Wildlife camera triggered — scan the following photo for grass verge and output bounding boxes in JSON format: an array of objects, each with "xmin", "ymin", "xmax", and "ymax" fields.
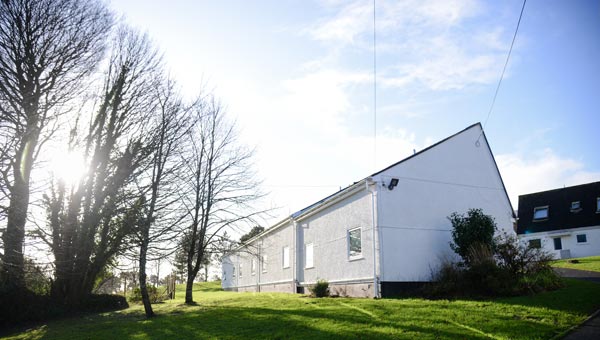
[
  {"xmin": 552, "ymin": 255, "xmax": 600, "ymax": 272},
  {"xmin": 1, "ymin": 279, "xmax": 599, "ymax": 340}
]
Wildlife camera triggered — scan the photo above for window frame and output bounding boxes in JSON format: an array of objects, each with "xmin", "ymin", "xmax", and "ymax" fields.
[
  {"xmin": 305, "ymin": 243, "xmax": 314, "ymax": 269},
  {"xmin": 262, "ymin": 255, "xmax": 268, "ymax": 273},
  {"xmin": 533, "ymin": 206, "xmax": 549, "ymax": 221},
  {"xmin": 282, "ymin": 246, "xmax": 290, "ymax": 269},
  {"xmin": 238, "ymin": 263, "xmax": 243, "ymax": 278},
  {"xmin": 251, "ymin": 258, "xmax": 256, "ymax": 276},
  {"xmin": 576, "ymin": 234, "xmax": 588, "ymax": 244},
  {"xmin": 570, "ymin": 201, "xmax": 582, "ymax": 212},
  {"xmin": 347, "ymin": 227, "xmax": 363, "ymax": 259},
  {"xmin": 553, "ymin": 237, "xmax": 562, "ymax": 250},
  {"xmin": 528, "ymin": 239, "xmax": 542, "ymax": 249},
  {"xmin": 597, "ymin": 197, "xmax": 600, "ymax": 213}
]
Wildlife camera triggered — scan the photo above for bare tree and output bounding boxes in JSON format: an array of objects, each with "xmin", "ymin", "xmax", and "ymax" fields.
[
  {"xmin": 181, "ymin": 98, "xmax": 263, "ymax": 304},
  {"xmin": 134, "ymin": 78, "xmax": 190, "ymax": 318},
  {"xmin": 42, "ymin": 28, "xmax": 162, "ymax": 305},
  {"xmin": 0, "ymin": 0, "xmax": 113, "ymax": 289}
]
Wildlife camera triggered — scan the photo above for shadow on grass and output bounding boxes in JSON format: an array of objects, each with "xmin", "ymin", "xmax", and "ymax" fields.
[{"xmin": 3, "ymin": 279, "xmax": 600, "ymax": 340}]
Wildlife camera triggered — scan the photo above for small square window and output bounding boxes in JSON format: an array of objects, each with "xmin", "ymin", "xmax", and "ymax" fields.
[
  {"xmin": 528, "ymin": 239, "xmax": 541, "ymax": 249},
  {"xmin": 576, "ymin": 234, "xmax": 587, "ymax": 243},
  {"xmin": 533, "ymin": 206, "xmax": 549, "ymax": 220},
  {"xmin": 571, "ymin": 201, "xmax": 581, "ymax": 212},
  {"xmin": 597, "ymin": 198, "xmax": 600, "ymax": 213}
]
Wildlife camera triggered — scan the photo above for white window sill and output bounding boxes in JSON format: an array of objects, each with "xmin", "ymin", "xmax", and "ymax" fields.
[
  {"xmin": 348, "ymin": 255, "xmax": 364, "ymax": 262},
  {"xmin": 305, "ymin": 266, "xmax": 315, "ymax": 270}
]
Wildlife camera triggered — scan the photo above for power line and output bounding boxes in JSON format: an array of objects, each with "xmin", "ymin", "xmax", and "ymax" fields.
[
  {"xmin": 477, "ymin": 0, "xmax": 527, "ymax": 145},
  {"xmin": 373, "ymin": 0, "xmax": 377, "ymax": 171}
]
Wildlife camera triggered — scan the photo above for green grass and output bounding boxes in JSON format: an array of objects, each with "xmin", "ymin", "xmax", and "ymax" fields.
[
  {"xmin": 2, "ymin": 279, "xmax": 600, "ymax": 340},
  {"xmin": 552, "ymin": 256, "xmax": 600, "ymax": 272}
]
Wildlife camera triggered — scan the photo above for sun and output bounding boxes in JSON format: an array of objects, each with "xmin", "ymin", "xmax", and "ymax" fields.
[{"xmin": 50, "ymin": 150, "xmax": 87, "ymax": 186}]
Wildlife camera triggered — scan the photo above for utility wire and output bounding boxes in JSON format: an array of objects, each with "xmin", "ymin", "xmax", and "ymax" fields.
[
  {"xmin": 477, "ymin": 0, "xmax": 527, "ymax": 145},
  {"xmin": 373, "ymin": 0, "xmax": 377, "ymax": 170}
]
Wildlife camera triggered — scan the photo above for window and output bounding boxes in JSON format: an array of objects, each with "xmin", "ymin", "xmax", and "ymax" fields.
[
  {"xmin": 597, "ymin": 197, "xmax": 600, "ymax": 213},
  {"xmin": 571, "ymin": 201, "xmax": 581, "ymax": 212},
  {"xmin": 577, "ymin": 234, "xmax": 587, "ymax": 243},
  {"xmin": 553, "ymin": 237, "xmax": 562, "ymax": 250},
  {"xmin": 282, "ymin": 246, "xmax": 290, "ymax": 268},
  {"xmin": 348, "ymin": 227, "xmax": 362, "ymax": 258},
  {"xmin": 528, "ymin": 239, "xmax": 541, "ymax": 249},
  {"xmin": 262, "ymin": 255, "xmax": 268, "ymax": 273},
  {"xmin": 238, "ymin": 263, "xmax": 243, "ymax": 278},
  {"xmin": 533, "ymin": 206, "xmax": 549, "ymax": 220},
  {"xmin": 232, "ymin": 266, "xmax": 235, "ymax": 278},
  {"xmin": 251, "ymin": 259, "xmax": 256, "ymax": 276},
  {"xmin": 305, "ymin": 243, "xmax": 314, "ymax": 268}
]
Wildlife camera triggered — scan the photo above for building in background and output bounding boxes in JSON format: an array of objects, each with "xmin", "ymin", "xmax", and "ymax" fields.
[
  {"xmin": 222, "ymin": 123, "xmax": 515, "ymax": 297},
  {"xmin": 517, "ymin": 182, "xmax": 600, "ymax": 259}
]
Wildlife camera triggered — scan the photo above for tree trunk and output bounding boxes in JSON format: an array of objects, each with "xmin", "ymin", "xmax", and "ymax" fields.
[
  {"xmin": 139, "ymin": 236, "xmax": 154, "ymax": 318},
  {"xmin": 2, "ymin": 129, "xmax": 38, "ymax": 289},
  {"xmin": 185, "ymin": 272, "xmax": 196, "ymax": 304}
]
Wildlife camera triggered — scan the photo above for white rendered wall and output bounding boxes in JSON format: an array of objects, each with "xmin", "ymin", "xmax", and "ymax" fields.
[
  {"xmin": 375, "ymin": 124, "xmax": 515, "ymax": 282},
  {"xmin": 296, "ymin": 189, "xmax": 374, "ymax": 286},
  {"xmin": 221, "ymin": 221, "xmax": 295, "ymax": 290},
  {"xmin": 519, "ymin": 225, "xmax": 600, "ymax": 259}
]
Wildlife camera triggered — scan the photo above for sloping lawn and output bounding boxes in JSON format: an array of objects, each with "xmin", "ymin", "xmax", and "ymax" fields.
[
  {"xmin": 553, "ymin": 256, "xmax": 600, "ymax": 272},
  {"xmin": 2, "ymin": 279, "xmax": 600, "ymax": 340}
]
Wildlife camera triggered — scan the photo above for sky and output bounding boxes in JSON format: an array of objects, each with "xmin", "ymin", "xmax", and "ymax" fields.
[{"xmin": 110, "ymin": 0, "xmax": 600, "ymax": 232}]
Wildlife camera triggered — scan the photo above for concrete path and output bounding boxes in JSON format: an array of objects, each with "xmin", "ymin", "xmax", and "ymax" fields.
[{"xmin": 556, "ymin": 268, "xmax": 600, "ymax": 339}]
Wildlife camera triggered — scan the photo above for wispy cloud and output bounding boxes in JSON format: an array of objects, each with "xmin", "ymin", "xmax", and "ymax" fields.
[{"xmin": 306, "ymin": 0, "xmax": 515, "ymax": 91}]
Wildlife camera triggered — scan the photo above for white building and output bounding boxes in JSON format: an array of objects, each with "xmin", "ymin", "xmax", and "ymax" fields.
[
  {"xmin": 517, "ymin": 182, "xmax": 600, "ymax": 259},
  {"xmin": 222, "ymin": 123, "xmax": 515, "ymax": 297}
]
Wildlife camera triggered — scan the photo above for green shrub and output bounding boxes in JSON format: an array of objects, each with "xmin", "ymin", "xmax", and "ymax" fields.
[
  {"xmin": 428, "ymin": 230, "xmax": 563, "ymax": 298},
  {"xmin": 449, "ymin": 209, "xmax": 497, "ymax": 264},
  {"xmin": 81, "ymin": 294, "xmax": 128, "ymax": 312},
  {"xmin": 129, "ymin": 286, "xmax": 166, "ymax": 303},
  {"xmin": 309, "ymin": 279, "xmax": 329, "ymax": 298}
]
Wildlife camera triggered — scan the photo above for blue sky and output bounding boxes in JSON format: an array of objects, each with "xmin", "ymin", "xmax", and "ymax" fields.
[{"xmin": 110, "ymin": 0, "xmax": 599, "ymax": 225}]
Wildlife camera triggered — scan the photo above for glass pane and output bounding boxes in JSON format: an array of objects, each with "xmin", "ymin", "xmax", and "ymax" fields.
[
  {"xmin": 577, "ymin": 234, "xmax": 587, "ymax": 243},
  {"xmin": 528, "ymin": 239, "xmax": 541, "ymax": 249},
  {"xmin": 262, "ymin": 255, "xmax": 267, "ymax": 273},
  {"xmin": 349, "ymin": 228, "xmax": 362, "ymax": 257},
  {"xmin": 553, "ymin": 237, "xmax": 562, "ymax": 250},
  {"xmin": 283, "ymin": 247, "xmax": 290, "ymax": 268},
  {"xmin": 305, "ymin": 243, "xmax": 313, "ymax": 268},
  {"xmin": 533, "ymin": 207, "xmax": 548, "ymax": 219}
]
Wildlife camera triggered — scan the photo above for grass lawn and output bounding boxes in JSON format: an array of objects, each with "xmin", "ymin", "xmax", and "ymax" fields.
[
  {"xmin": 552, "ymin": 255, "xmax": 600, "ymax": 272},
  {"xmin": 2, "ymin": 279, "xmax": 600, "ymax": 340}
]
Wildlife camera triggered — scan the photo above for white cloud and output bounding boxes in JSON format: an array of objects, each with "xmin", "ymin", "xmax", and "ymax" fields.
[
  {"xmin": 496, "ymin": 149, "xmax": 600, "ymax": 208},
  {"xmin": 307, "ymin": 0, "xmax": 514, "ymax": 91}
]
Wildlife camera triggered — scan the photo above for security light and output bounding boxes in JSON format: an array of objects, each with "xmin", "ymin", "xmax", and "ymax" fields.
[{"xmin": 388, "ymin": 178, "xmax": 399, "ymax": 190}]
